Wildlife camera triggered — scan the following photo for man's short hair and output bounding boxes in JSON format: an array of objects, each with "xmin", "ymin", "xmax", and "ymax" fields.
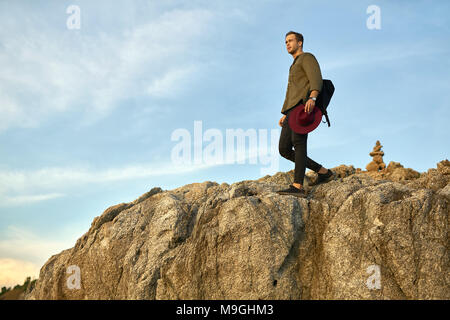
[{"xmin": 285, "ymin": 31, "xmax": 303, "ymax": 45}]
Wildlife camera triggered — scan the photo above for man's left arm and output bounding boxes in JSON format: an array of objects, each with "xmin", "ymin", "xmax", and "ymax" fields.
[{"xmin": 303, "ymin": 54, "xmax": 323, "ymax": 113}]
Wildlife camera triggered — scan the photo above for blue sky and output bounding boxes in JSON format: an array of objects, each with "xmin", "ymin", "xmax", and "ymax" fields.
[{"xmin": 0, "ymin": 0, "xmax": 449, "ymax": 287}]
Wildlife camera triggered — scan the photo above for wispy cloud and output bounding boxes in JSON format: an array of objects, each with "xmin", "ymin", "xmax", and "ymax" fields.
[
  {"xmin": 0, "ymin": 161, "xmax": 215, "ymax": 206},
  {"xmin": 147, "ymin": 65, "xmax": 197, "ymax": 98},
  {"xmin": 0, "ymin": 8, "xmax": 214, "ymax": 132},
  {"xmin": 0, "ymin": 225, "xmax": 87, "ymax": 288},
  {"xmin": 0, "ymin": 226, "xmax": 76, "ymax": 270},
  {"xmin": 0, "ymin": 135, "xmax": 283, "ymax": 206},
  {"xmin": 0, "ymin": 258, "xmax": 39, "ymax": 289},
  {"xmin": 1, "ymin": 193, "xmax": 65, "ymax": 207}
]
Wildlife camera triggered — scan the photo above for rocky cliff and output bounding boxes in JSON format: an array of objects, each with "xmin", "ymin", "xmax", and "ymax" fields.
[{"xmin": 27, "ymin": 160, "xmax": 449, "ymax": 300}]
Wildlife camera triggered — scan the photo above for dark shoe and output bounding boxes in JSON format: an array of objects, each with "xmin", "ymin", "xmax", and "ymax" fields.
[
  {"xmin": 276, "ymin": 185, "xmax": 307, "ymax": 197},
  {"xmin": 316, "ymin": 169, "xmax": 334, "ymax": 185}
]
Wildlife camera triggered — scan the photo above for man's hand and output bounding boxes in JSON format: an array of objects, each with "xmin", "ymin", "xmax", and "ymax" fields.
[
  {"xmin": 305, "ymin": 90, "xmax": 319, "ymax": 114},
  {"xmin": 305, "ymin": 98, "xmax": 315, "ymax": 114},
  {"xmin": 279, "ymin": 115, "xmax": 286, "ymax": 127}
]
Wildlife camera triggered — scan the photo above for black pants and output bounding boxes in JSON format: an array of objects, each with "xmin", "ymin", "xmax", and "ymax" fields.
[{"xmin": 279, "ymin": 108, "xmax": 322, "ymax": 184}]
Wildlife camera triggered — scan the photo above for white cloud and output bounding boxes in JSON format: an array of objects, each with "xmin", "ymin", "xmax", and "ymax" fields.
[
  {"xmin": 0, "ymin": 226, "xmax": 77, "ymax": 276},
  {"xmin": 0, "ymin": 7, "xmax": 214, "ymax": 131},
  {"xmin": 147, "ymin": 66, "xmax": 197, "ymax": 98},
  {"xmin": 0, "ymin": 132, "xmax": 277, "ymax": 206},
  {"xmin": 0, "ymin": 224, "xmax": 89, "ymax": 289},
  {"xmin": 0, "ymin": 258, "xmax": 39, "ymax": 289},
  {"xmin": 0, "ymin": 161, "xmax": 214, "ymax": 206},
  {"xmin": 0, "ymin": 193, "xmax": 65, "ymax": 207}
]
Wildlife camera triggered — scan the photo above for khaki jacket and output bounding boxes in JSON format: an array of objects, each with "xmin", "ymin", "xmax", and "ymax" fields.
[{"xmin": 281, "ymin": 52, "xmax": 323, "ymax": 115}]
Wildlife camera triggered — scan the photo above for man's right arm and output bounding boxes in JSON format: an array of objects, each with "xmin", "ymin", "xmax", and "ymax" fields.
[{"xmin": 302, "ymin": 53, "xmax": 323, "ymax": 94}]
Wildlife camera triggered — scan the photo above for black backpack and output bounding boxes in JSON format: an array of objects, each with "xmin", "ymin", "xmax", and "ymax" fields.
[{"xmin": 316, "ymin": 79, "xmax": 335, "ymax": 127}]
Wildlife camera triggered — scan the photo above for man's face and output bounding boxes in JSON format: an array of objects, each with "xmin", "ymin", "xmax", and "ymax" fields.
[{"xmin": 285, "ymin": 34, "xmax": 302, "ymax": 54}]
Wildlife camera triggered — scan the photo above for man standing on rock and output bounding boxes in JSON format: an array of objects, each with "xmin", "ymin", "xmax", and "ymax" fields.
[{"xmin": 277, "ymin": 31, "xmax": 334, "ymax": 197}]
